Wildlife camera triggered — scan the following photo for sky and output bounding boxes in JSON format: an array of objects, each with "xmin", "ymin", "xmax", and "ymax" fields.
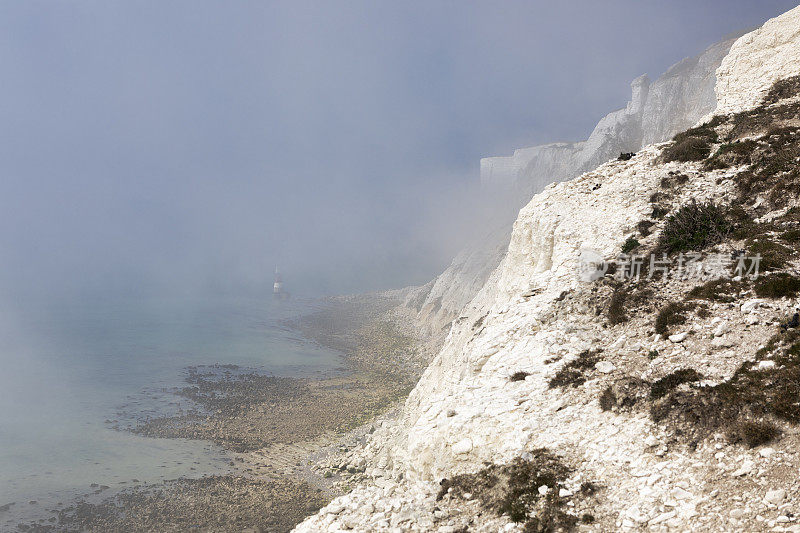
[{"xmin": 0, "ymin": 0, "xmax": 798, "ymax": 298}]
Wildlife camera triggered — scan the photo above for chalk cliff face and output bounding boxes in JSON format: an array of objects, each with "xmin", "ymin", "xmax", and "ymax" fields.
[
  {"xmin": 480, "ymin": 37, "xmax": 736, "ymax": 197},
  {"xmin": 296, "ymin": 5, "xmax": 800, "ymax": 532},
  {"xmin": 715, "ymin": 5, "xmax": 800, "ymax": 115},
  {"xmin": 407, "ymin": 36, "xmax": 738, "ymax": 335}
]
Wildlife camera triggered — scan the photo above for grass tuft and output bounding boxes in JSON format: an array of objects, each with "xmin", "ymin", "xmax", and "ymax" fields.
[
  {"xmin": 754, "ymin": 273, "xmax": 800, "ymax": 298},
  {"xmin": 728, "ymin": 419, "xmax": 781, "ymax": 448},
  {"xmin": 509, "ymin": 371, "xmax": 530, "ymax": 382},
  {"xmin": 654, "ymin": 302, "xmax": 688, "ymax": 336},
  {"xmin": 621, "ymin": 236, "xmax": 640, "ymax": 254},
  {"xmin": 650, "ymin": 369, "xmax": 703, "ymax": 399},
  {"xmin": 607, "ymin": 287, "xmax": 628, "ymax": 325},
  {"xmin": 662, "ymin": 124, "xmax": 718, "ymax": 163},
  {"xmin": 548, "ymin": 350, "xmax": 603, "ymax": 389}
]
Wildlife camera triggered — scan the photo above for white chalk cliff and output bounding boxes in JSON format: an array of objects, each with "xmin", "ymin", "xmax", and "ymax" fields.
[
  {"xmin": 296, "ymin": 5, "xmax": 800, "ymax": 532},
  {"xmin": 715, "ymin": 5, "xmax": 800, "ymax": 115},
  {"xmin": 406, "ymin": 35, "xmax": 739, "ymax": 335}
]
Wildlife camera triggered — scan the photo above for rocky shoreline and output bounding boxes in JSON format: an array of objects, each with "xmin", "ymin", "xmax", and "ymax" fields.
[{"xmin": 10, "ymin": 294, "xmax": 425, "ymax": 532}]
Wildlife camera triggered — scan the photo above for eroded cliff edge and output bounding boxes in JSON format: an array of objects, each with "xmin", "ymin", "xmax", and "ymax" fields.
[{"xmin": 404, "ymin": 34, "xmax": 740, "ymax": 338}]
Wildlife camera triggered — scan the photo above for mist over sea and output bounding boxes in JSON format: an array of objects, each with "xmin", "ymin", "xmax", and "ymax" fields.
[{"xmin": 0, "ymin": 294, "xmax": 342, "ymax": 509}]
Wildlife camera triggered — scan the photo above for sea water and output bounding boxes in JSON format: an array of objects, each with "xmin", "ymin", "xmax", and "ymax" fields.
[{"xmin": 0, "ymin": 294, "xmax": 342, "ymax": 517}]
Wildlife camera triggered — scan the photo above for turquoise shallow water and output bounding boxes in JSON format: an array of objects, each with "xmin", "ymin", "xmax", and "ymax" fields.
[{"xmin": 0, "ymin": 294, "xmax": 342, "ymax": 515}]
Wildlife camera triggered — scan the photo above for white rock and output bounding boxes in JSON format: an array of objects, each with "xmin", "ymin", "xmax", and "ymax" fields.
[
  {"xmin": 671, "ymin": 487, "xmax": 692, "ymax": 500},
  {"xmin": 759, "ymin": 447, "xmax": 775, "ymax": 458},
  {"xmin": 669, "ymin": 332, "xmax": 688, "ymax": 343},
  {"xmin": 666, "ymin": 517, "xmax": 683, "ymax": 528},
  {"xmin": 765, "ymin": 489, "xmax": 787, "ymax": 504},
  {"xmin": 326, "ymin": 503, "xmax": 345, "ymax": 515},
  {"xmin": 757, "ymin": 360, "xmax": 776, "ymax": 370},
  {"xmin": 745, "ymin": 314, "xmax": 760, "ymax": 325},
  {"xmin": 452, "ymin": 438, "xmax": 473, "ymax": 455},
  {"xmin": 644, "ymin": 435, "xmax": 659, "ymax": 448},
  {"xmin": 649, "ymin": 511, "xmax": 676, "ymax": 525},
  {"xmin": 741, "ymin": 299, "xmax": 765, "ymax": 314},
  {"xmin": 559, "ymin": 488, "xmax": 573, "ymax": 498},
  {"xmin": 538, "ymin": 485, "xmax": 549, "ymax": 496},
  {"xmin": 595, "ymin": 361, "xmax": 616, "ymax": 374},
  {"xmin": 732, "ymin": 459, "xmax": 755, "ymax": 476},
  {"xmin": 609, "ymin": 335, "xmax": 626, "ymax": 350},
  {"xmin": 712, "ymin": 335, "xmax": 734, "ymax": 348},
  {"xmin": 713, "ymin": 322, "xmax": 728, "ymax": 337},
  {"xmin": 729, "ymin": 508, "xmax": 745, "ymax": 519}
]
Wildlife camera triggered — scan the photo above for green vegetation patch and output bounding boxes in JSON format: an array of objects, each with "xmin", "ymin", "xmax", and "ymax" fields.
[
  {"xmin": 729, "ymin": 122, "xmax": 800, "ymax": 208},
  {"xmin": 621, "ymin": 236, "xmax": 640, "ymax": 254},
  {"xmin": 745, "ymin": 237, "xmax": 794, "ymax": 271},
  {"xmin": 657, "ymin": 200, "xmax": 730, "ymax": 254},
  {"xmin": 651, "ymin": 333, "xmax": 800, "ymax": 447}
]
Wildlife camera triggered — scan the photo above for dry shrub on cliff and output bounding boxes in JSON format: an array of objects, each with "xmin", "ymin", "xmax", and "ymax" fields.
[
  {"xmin": 746, "ymin": 237, "xmax": 794, "ymax": 271},
  {"xmin": 728, "ymin": 419, "xmax": 781, "ymax": 448},
  {"xmin": 606, "ymin": 285, "xmax": 629, "ymax": 325},
  {"xmin": 548, "ymin": 349, "xmax": 603, "ymax": 389},
  {"xmin": 637, "ymin": 220, "xmax": 655, "ymax": 237},
  {"xmin": 754, "ymin": 273, "xmax": 800, "ymax": 298},
  {"xmin": 662, "ymin": 123, "xmax": 719, "ymax": 163},
  {"xmin": 621, "ymin": 236, "xmax": 640, "ymax": 254},
  {"xmin": 651, "ymin": 336, "xmax": 800, "ymax": 447},
  {"xmin": 650, "ymin": 369, "xmax": 703, "ymax": 399},
  {"xmin": 509, "ymin": 371, "xmax": 530, "ymax": 382},
  {"xmin": 657, "ymin": 200, "xmax": 730, "ymax": 254},
  {"xmin": 599, "ymin": 377, "xmax": 649, "ymax": 412},
  {"xmin": 654, "ymin": 302, "xmax": 689, "ymax": 336},
  {"xmin": 686, "ymin": 278, "xmax": 742, "ymax": 303},
  {"xmin": 437, "ymin": 450, "xmax": 590, "ymax": 531},
  {"xmin": 703, "ymin": 139, "xmax": 759, "ymax": 170},
  {"xmin": 762, "ymin": 74, "xmax": 800, "ymax": 105}
]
